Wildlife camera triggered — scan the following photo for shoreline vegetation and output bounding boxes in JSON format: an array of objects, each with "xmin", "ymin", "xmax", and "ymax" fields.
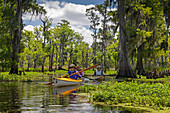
[
  {"xmin": 0, "ymin": 69, "xmax": 170, "ymax": 81},
  {"xmin": 0, "ymin": 70, "xmax": 67, "ymax": 82},
  {"xmin": 0, "ymin": 70, "xmax": 170, "ymax": 82}
]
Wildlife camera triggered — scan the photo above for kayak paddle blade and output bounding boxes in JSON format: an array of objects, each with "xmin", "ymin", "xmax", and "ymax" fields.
[{"xmin": 44, "ymin": 81, "xmax": 54, "ymax": 85}]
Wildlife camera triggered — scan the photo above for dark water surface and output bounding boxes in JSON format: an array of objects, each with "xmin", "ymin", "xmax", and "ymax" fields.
[{"xmin": 0, "ymin": 82, "xmax": 146, "ymax": 113}]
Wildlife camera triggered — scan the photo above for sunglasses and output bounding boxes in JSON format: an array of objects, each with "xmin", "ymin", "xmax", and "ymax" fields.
[{"xmin": 70, "ymin": 67, "xmax": 75, "ymax": 68}]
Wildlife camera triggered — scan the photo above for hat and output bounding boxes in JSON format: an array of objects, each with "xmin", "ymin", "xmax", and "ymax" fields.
[
  {"xmin": 69, "ymin": 64, "xmax": 76, "ymax": 68},
  {"xmin": 97, "ymin": 65, "xmax": 101, "ymax": 69}
]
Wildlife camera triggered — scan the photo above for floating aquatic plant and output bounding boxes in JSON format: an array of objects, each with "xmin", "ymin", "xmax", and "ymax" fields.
[{"xmin": 79, "ymin": 81, "xmax": 170, "ymax": 110}]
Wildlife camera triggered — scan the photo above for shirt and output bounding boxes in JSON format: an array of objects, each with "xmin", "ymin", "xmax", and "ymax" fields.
[
  {"xmin": 94, "ymin": 70, "xmax": 105, "ymax": 76},
  {"xmin": 77, "ymin": 69, "xmax": 84, "ymax": 76},
  {"xmin": 67, "ymin": 70, "xmax": 82, "ymax": 80}
]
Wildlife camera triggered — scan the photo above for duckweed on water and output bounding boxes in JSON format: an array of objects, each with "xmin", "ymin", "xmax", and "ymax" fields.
[{"xmin": 78, "ymin": 81, "xmax": 170, "ymax": 110}]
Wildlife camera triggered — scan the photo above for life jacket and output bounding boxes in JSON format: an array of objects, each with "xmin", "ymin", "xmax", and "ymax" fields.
[
  {"xmin": 67, "ymin": 70, "xmax": 81, "ymax": 80},
  {"xmin": 77, "ymin": 69, "xmax": 83, "ymax": 76},
  {"xmin": 94, "ymin": 70, "xmax": 104, "ymax": 76}
]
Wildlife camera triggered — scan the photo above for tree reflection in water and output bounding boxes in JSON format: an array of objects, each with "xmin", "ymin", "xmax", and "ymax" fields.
[{"xmin": 0, "ymin": 82, "xmax": 147, "ymax": 113}]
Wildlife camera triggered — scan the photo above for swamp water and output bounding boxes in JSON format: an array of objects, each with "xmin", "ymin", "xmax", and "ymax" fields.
[{"xmin": 0, "ymin": 81, "xmax": 147, "ymax": 113}]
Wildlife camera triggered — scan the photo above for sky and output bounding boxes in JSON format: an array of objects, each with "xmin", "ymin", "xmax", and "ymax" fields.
[{"xmin": 23, "ymin": 0, "xmax": 105, "ymax": 45}]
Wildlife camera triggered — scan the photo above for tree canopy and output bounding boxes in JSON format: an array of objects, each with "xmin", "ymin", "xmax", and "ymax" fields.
[{"xmin": 0, "ymin": 0, "xmax": 169, "ymax": 78}]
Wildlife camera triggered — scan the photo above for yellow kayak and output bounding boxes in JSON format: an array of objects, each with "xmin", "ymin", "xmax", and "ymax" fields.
[
  {"xmin": 53, "ymin": 78, "xmax": 82, "ymax": 87},
  {"xmin": 86, "ymin": 75, "xmax": 105, "ymax": 81}
]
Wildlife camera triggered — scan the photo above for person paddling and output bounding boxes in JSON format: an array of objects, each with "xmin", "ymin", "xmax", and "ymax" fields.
[
  {"xmin": 67, "ymin": 64, "xmax": 82, "ymax": 80},
  {"xmin": 92, "ymin": 65, "xmax": 105, "ymax": 76},
  {"xmin": 76, "ymin": 66, "xmax": 84, "ymax": 77}
]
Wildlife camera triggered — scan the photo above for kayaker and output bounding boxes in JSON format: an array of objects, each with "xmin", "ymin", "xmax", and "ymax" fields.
[
  {"xmin": 92, "ymin": 65, "xmax": 105, "ymax": 76},
  {"xmin": 76, "ymin": 66, "xmax": 84, "ymax": 77},
  {"xmin": 67, "ymin": 64, "xmax": 82, "ymax": 80}
]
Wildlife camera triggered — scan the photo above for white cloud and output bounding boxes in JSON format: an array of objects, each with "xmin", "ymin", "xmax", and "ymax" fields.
[
  {"xmin": 23, "ymin": 1, "xmax": 96, "ymax": 45},
  {"xmin": 71, "ymin": 25, "xmax": 93, "ymax": 45},
  {"xmin": 23, "ymin": 1, "xmax": 94, "ymax": 26},
  {"xmin": 24, "ymin": 25, "xmax": 35, "ymax": 31},
  {"xmin": 23, "ymin": 25, "xmax": 43, "ymax": 32}
]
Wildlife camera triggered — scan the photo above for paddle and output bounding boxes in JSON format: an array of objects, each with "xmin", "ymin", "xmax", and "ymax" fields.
[
  {"xmin": 68, "ymin": 63, "xmax": 99, "ymax": 77},
  {"xmin": 44, "ymin": 64, "xmax": 99, "ymax": 85}
]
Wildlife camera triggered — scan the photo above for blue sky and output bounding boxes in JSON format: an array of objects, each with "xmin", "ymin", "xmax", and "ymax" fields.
[
  {"xmin": 37, "ymin": 0, "xmax": 105, "ymax": 5},
  {"xmin": 23, "ymin": 0, "xmax": 105, "ymax": 45}
]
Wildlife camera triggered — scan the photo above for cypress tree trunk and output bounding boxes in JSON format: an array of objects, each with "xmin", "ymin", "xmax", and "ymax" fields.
[
  {"xmin": 41, "ymin": 21, "xmax": 46, "ymax": 72},
  {"xmin": 168, "ymin": 26, "xmax": 170, "ymax": 62},
  {"xmin": 144, "ymin": 58, "xmax": 147, "ymax": 69},
  {"xmin": 42, "ymin": 44, "xmax": 45, "ymax": 72},
  {"xmin": 58, "ymin": 44, "xmax": 62, "ymax": 69},
  {"xmin": 49, "ymin": 41, "xmax": 54, "ymax": 71},
  {"xmin": 82, "ymin": 50, "xmax": 85, "ymax": 68},
  {"xmin": 102, "ymin": 6, "xmax": 107, "ymax": 72},
  {"xmin": 55, "ymin": 46, "xmax": 58, "ymax": 70},
  {"xmin": 131, "ymin": 55, "xmax": 134, "ymax": 67},
  {"xmin": 116, "ymin": 0, "xmax": 136, "ymax": 78},
  {"xmin": 9, "ymin": 0, "xmax": 22, "ymax": 74},
  {"xmin": 85, "ymin": 50, "xmax": 88, "ymax": 68},
  {"xmin": 61, "ymin": 44, "xmax": 64, "ymax": 67},
  {"xmin": 135, "ymin": 44, "xmax": 145, "ymax": 75},
  {"xmin": 9, "ymin": 29, "xmax": 19, "ymax": 74},
  {"xmin": 34, "ymin": 54, "xmax": 39, "ymax": 69},
  {"xmin": 93, "ymin": 36, "xmax": 97, "ymax": 68},
  {"xmin": 50, "ymin": 44, "xmax": 54, "ymax": 71},
  {"xmin": 27, "ymin": 56, "xmax": 31, "ymax": 71},
  {"xmin": 68, "ymin": 45, "xmax": 73, "ymax": 70}
]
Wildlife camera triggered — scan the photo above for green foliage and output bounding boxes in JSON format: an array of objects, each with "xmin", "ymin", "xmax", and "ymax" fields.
[
  {"xmin": 83, "ymin": 70, "xmax": 117, "ymax": 75},
  {"xmin": 0, "ymin": 0, "xmax": 169, "ymax": 75},
  {"xmin": 0, "ymin": 0, "xmax": 46, "ymax": 73},
  {"xmin": 19, "ymin": 68, "xmax": 47, "ymax": 72},
  {"xmin": 134, "ymin": 76, "xmax": 170, "ymax": 83},
  {"xmin": 0, "ymin": 72, "xmax": 48, "ymax": 82},
  {"xmin": 79, "ymin": 81, "xmax": 170, "ymax": 110}
]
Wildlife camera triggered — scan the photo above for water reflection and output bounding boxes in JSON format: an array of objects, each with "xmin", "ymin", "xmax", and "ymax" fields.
[
  {"xmin": 0, "ymin": 82, "xmax": 147, "ymax": 113},
  {"xmin": 0, "ymin": 82, "xmax": 21, "ymax": 112}
]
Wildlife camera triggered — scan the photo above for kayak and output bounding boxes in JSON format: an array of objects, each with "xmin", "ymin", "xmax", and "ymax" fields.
[
  {"xmin": 86, "ymin": 75, "xmax": 105, "ymax": 81},
  {"xmin": 53, "ymin": 78, "xmax": 82, "ymax": 87},
  {"xmin": 85, "ymin": 74, "xmax": 116, "ymax": 77},
  {"xmin": 44, "ymin": 64, "xmax": 100, "ymax": 86}
]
